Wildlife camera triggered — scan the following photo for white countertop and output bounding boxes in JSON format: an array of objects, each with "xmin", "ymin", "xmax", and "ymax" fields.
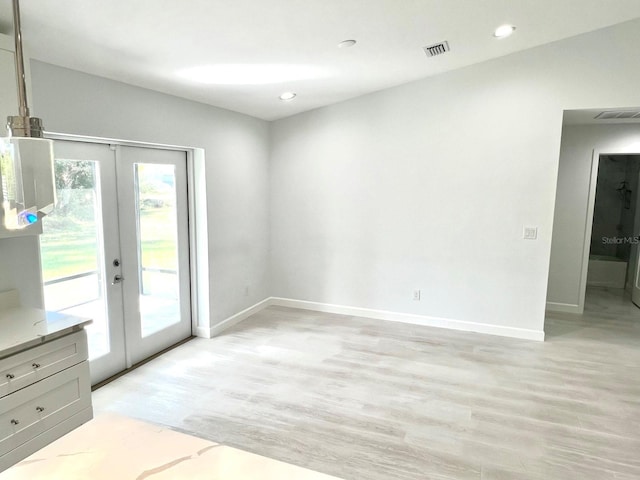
[
  {"xmin": 0, "ymin": 414, "xmax": 343, "ymax": 480},
  {"xmin": 0, "ymin": 307, "xmax": 92, "ymax": 359}
]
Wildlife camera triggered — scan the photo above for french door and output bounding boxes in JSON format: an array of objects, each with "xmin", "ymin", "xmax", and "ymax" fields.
[{"xmin": 39, "ymin": 140, "xmax": 192, "ymax": 384}]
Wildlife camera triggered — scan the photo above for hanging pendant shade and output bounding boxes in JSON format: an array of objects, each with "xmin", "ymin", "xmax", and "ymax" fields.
[{"xmin": 0, "ymin": 0, "xmax": 55, "ymax": 231}]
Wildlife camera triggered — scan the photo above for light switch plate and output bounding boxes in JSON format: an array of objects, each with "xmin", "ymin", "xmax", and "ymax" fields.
[{"xmin": 523, "ymin": 226, "xmax": 538, "ymax": 240}]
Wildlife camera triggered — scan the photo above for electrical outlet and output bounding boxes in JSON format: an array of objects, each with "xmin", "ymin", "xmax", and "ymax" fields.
[
  {"xmin": 523, "ymin": 226, "xmax": 538, "ymax": 240},
  {"xmin": 413, "ymin": 289, "xmax": 421, "ymax": 301},
  {"xmin": 244, "ymin": 286, "xmax": 249, "ymax": 297}
]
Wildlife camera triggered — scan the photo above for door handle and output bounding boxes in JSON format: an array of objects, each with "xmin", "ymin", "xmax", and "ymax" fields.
[{"xmin": 112, "ymin": 274, "xmax": 124, "ymax": 285}]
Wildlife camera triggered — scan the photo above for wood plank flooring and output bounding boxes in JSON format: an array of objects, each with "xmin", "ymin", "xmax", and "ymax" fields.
[{"xmin": 92, "ymin": 287, "xmax": 640, "ymax": 480}]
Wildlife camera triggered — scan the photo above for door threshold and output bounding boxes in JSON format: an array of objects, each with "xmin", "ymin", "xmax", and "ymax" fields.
[{"xmin": 91, "ymin": 336, "xmax": 195, "ymax": 391}]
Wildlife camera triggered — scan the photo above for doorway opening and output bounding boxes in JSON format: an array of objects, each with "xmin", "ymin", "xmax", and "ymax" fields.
[
  {"xmin": 587, "ymin": 154, "xmax": 640, "ymax": 308},
  {"xmin": 38, "ymin": 139, "xmax": 193, "ymax": 385}
]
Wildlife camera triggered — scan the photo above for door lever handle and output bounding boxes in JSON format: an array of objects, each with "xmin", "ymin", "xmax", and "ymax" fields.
[{"xmin": 112, "ymin": 274, "xmax": 124, "ymax": 285}]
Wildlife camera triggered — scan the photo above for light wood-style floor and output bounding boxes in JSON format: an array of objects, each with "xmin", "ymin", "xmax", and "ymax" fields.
[{"xmin": 93, "ymin": 288, "xmax": 640, "ymax": 480}]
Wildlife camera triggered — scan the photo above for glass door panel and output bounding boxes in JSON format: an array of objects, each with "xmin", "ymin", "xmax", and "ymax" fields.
[
  {"xmin": 117, "ymin": 146, "xmax": 191, "ymax": 366},
  {"xmin": 40, "ymin": 140, "xmax": 191, "ymax": 383},
  {"xmin": 40, "ymin": 159, "xmax": 108, "ymax": 359},
  {"xmin": 135, "ymin": 163, "xmax": 181, "ymax": 337},
  {"xmin": 40, "ymin": 140, "xmax": 126, "ymax": 384}
]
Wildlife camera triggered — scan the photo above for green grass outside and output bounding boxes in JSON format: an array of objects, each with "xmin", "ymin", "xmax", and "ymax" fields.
[{"xmin": 40, "ymin": 207, "xmax": 178, "ymax": 282}]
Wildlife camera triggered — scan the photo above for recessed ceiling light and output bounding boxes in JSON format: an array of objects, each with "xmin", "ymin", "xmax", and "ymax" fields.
[
  {"xmin": 338, "ymin": 39, "xmax": 357, "ymax": 48},
  {"xmin": 493, "ymin": 24, "xmax": 516, "ymax": 38},
  {"xmin": 279, "ymin": 92, "xmax": 296, "ymax": 101}
]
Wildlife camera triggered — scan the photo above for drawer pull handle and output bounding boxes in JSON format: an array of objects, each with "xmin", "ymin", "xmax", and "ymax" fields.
[
  {"xmin": 5, "ymin": 374, "xmax": 14, "ymax": 379},
  {"xmin": 10, "ymin": 419, "xmax": 19, "ymax": 425},
  {"xmin": 36, "ymin": 406, "xmax": 45, "ymax": 413},
  {"xmin": 32, "ymin": 363, "xmax": 41, "ymax": 369}
]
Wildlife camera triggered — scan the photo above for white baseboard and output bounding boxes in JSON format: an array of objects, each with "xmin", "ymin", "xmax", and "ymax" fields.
[
  {"xmin": 194, "ymin": 325, "xmax": 214, "ymax": 339},
  {"xmin": 196, "ymin": 297, "xmax": 545, "ymax": 341},
  {"xmin": 195, "ymin": 298, "xmax": 272, "ymax": 338},
  {"xmin": 271, "ymin": 297, "xmax": 545, "ymax": 341},
  {"xmin": 546, "ymin": 301, "xmax": 582, "ymax": 314}
]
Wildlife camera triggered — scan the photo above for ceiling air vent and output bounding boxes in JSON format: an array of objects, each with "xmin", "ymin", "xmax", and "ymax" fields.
[
  {"xmin": 423, "ymin": 41, "xmax": 450, "ymax": 58},
  {"xmin": 594, "ymin": 110, "xmax": 640, "ymax": 120}
]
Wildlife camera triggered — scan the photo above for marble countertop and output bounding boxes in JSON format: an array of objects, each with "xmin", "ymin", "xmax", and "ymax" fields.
[
  {"xmin": 0, "ymin": 414, "xmax": 343, "ymax": 479},
  {"xmin": 0, "ymin": 307, "xmax": 92, "ymax": 359}
]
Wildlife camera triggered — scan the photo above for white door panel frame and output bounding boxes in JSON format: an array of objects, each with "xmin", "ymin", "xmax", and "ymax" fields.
[
  {"xmin": 44, "ymin": 133, "xmax": 208, "ymax": 383},
  {"xmin": 115, "ymin": 145, "xmax": 192, "ymax": 366},
  {"xmin": 46, "ymin": 140, "xmax": 128, "ymax": 383},
  {"xmin": 44, "ymin": 132, "xmax": 208, "ymax": 338}
]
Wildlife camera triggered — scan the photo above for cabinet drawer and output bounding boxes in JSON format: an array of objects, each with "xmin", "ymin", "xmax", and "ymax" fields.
[
  {"xmin": 0, "ymin": 362, "xmax": 90, "ymax": 457},
  {"xmin": 0, "ymin": 330, "xmax": 88, "ymax": 398}
]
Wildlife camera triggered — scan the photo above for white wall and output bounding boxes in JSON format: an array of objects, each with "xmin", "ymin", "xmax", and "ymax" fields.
[
  {"xmin": 0, "ymin": 236, "xmax": 44, "ymax": 308},
  {"xmin": 29, "ymin": 61, "xmax": 271, "ymax": 330},
  {"xmin": 547, "ymin": 124, "xmax": 640, "ymax": 309},
  {"xmin": 270, "ymin": 18, "xmax": 640, "ymax": 337}
]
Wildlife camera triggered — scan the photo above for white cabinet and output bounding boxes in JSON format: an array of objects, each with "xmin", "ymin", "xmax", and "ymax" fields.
[
  {"xmin": 0, "ymin": 330, "xmax": 93, "ymax": 471},
  {"xmin": 0, "ymin": 331, "xmax": 88, "ymax": 398}
]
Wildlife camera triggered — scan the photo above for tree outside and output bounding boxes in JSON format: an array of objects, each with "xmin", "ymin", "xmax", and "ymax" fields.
[{"xmin": 40, "ymin": 159, "xmax": 178, "ymax": 284}]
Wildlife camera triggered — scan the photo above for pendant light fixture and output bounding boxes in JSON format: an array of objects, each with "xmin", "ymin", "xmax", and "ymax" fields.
[{"xmin": 0, "ymin": 0, "xmax": 55, "ymax": 231}]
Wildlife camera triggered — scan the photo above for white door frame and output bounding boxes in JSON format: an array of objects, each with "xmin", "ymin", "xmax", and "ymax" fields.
[
  {"xmin": 578, "ymin": 147, "xmax": 640, "ymax": 313},
  {"xmin": 116, "ymin": 145, "xmax": 192, "ymax": 366},
  {"xmin": 44, "ymin": 132, "xmax": 211, "ymax": 341}
]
